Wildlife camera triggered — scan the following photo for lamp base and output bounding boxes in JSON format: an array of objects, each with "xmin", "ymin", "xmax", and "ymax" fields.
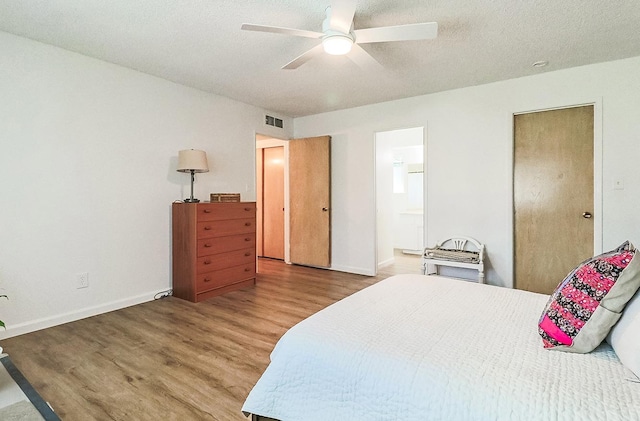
[{"xmin": 183, "ymin": 198, "xmax": 200, "ymax": 203}]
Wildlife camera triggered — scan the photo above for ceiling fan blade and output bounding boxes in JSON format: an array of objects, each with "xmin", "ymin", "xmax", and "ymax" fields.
[
  {"xmin": 354, "ymin": 22, "xmax": 438, "ymax": 43},
  {"xmin": 347, "ymin": 44, "xmax": 383, "ymax": 71},
  {"xmin": 328, "ymin": 0, "xmax": 357, "ymax": 33},
  {"xmin": 282, "ymin": 44, "xmax": 325, "ymax": 70},
  {"xmin": 241, "ymin": 23, "xmax": 323, "ymax": 39}
]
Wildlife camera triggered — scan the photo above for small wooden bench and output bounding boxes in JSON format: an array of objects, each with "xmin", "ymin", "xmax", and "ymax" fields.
[{"xmin": 422, "ymin": 236, "xmax": 485, "ymax": 283}]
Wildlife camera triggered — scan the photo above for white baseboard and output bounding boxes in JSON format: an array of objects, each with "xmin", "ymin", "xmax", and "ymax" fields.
[
  {"xmin": 330, "ymin": 264, "xmax": 376, "ymax": 276},
  {"xmin": 377, "ymin": 257, "xmax": 395, "ymax": 268},
  {"xmin": 0, "ymin": 290, "xmax": 167, "ymax": 340}
]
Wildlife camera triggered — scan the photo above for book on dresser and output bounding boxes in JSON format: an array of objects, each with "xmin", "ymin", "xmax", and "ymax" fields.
[{"xmin": 172, "ymin": 201, "xmax": 257, "ymax": 302}]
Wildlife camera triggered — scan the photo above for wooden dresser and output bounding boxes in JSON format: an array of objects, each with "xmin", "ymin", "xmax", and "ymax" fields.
[{"xmin": 172, "ymin": 202, "xmax": 256, "ymax": 302}]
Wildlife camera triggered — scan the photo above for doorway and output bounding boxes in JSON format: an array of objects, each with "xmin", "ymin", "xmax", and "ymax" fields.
[
  {"xmin": 375, "ymin": 127, "xmax": 425, "ymax": 271},
  {"xmin": 256, "ymin": 135, "xmax": 288, "ymax": 262},
  {"xmin": 255, "ymin": 134, "xmax": 332, "ymax": 269},
  {"xmin": 513, "ymin": 105, "xmax": 594, "ymax": 294}
]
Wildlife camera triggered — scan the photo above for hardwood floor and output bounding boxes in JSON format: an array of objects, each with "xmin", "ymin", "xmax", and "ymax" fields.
[{"xmin": 2, "ymin": 253, "xmax": 422, "ymax": 420}]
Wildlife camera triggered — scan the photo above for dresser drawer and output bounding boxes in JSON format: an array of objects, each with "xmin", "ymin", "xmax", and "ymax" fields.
[
  {"xmin": 197, "ymin": 203, "xmax": 256, "ymax": 221},
  {"xmin": 197, "ymin": 218, "xmax": 255, "ymax": 239},
  {"xmin": 197, "ymin": 248, "xmax": 256, "ymax": 273},
  {"xmin": 195, "ymin": 262, "xmax": 256, "ymax": 293},
  {"xmin": 197, "ymin": 234, "xmax": 256, "ymax": 257}
]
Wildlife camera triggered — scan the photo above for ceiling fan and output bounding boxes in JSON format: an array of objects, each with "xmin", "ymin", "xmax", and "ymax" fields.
[{"xmin": 241, "ymin": 0, "xmax": 438, "ymax": 70}]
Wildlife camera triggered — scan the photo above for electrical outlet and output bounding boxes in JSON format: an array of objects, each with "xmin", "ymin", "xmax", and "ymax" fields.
[{"xmin": 76, "ymin": 272, "xmax": 89, "ymax": 289}]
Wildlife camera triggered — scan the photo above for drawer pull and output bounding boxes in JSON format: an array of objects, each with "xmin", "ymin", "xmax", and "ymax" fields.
[
  {"xmin": 245, "ymin": 268, "xmax": 251, "ymax": 272},
  {"xmin": 204, "ymin": 243, "xmax": 212, "ymax": 248},
  {"xmin": 244, "ymin": 207, "xmax": 251, "ymax": 211},
  {"xmin": 203, "ymin": 209, "xmax": 212, "ymax": 213},
  {"xmin": 203, "ymin": 277, "xmax": 211, "ymax": 283},
  {"xmin": 244, "ymin": 222, "xmax": 252, "ymax": 226},
  {"xmin": 204, "ymin": 260, "xmax": 211, "ymax": 265},
  {"xmin": 244, "ymin": 238, "xmax": 251, "ymax": 242},
  {"xmin": 204, "ymin": 226, "xmax": 212, "ymax": 230},
  {"xmin": 244, "ymin": 252, "xmax": 251, "ymax": 256}
]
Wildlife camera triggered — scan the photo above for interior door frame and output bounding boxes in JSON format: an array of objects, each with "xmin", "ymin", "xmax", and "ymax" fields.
[
  {"xmin": 373, "ymin": 125, "xmax": 427, "ymax": 275},
  {"xmin": 256, "ymin": 134, "xmax": 290, "ymax": 264},
  {"xmin": 506, "ymin": 98, "xmax": 603, "ymax": 289}
]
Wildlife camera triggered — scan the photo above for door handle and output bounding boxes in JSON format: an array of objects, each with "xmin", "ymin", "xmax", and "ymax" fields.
[
  {"xmin": 582, "ymin": 212, "xmax": 592, "ymax": 219},
  {"xmin": 322, "ymin": 207, "xmax": 328, "ymax": 212}
]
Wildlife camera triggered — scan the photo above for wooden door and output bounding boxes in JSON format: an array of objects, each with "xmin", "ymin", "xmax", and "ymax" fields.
[
  {"xmin": 289, "ymin": 136, "xmax": 331, "ymax": 268},
  {"xmin": 262, "ymin": 147, "xmax": 285, "ymax": 259},
  {"xmin": 514, "ymin": 106, "xmax": 594, "ymax": 294}
]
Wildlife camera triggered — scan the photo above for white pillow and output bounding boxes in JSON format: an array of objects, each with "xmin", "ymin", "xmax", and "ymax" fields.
[{"xmin": 607, "ymin": 290, "xmax": 640, "ymax": 378}]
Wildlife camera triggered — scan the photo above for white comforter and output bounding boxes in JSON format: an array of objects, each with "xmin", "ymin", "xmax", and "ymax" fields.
[{"xmin": 242, "ymin": 274, "xmax": 640, "ymax": 420}]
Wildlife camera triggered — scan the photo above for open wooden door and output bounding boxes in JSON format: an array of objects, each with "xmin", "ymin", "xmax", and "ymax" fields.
[{"xmin": 289, "ymin": 136, "xmax": 331, "ymax": 268}]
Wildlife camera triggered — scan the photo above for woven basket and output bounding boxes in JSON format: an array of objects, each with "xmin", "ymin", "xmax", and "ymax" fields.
[{"xmin": 210, "ymin": 193, "xmax": 241, "ymax": 203}]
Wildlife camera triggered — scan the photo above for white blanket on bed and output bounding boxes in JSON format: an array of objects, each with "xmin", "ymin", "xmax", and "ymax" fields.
[{"xmin": 242, "ymin": 274, "xmax": 640, "ymax": 420}]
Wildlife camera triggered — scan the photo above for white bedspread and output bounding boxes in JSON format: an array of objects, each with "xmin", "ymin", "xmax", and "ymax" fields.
[{"xmin": 242, "ymin": 274, "xmax": 640, "ymax": 420}]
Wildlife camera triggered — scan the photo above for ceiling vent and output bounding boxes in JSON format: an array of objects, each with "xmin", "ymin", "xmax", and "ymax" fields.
[{"xmin": 265, "ymin": 115, "xmax": 283, "ymax": 129}]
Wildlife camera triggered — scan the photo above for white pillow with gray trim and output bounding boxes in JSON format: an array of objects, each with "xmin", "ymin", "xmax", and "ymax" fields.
[{"xmin": 607, "ymin": 289, "xmax": 640, "ymax": 379}]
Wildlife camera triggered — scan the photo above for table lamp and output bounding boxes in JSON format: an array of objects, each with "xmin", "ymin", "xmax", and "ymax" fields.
[{"xmin": 177, "ymin": 149, "xmax": 209, "ymax": 203}]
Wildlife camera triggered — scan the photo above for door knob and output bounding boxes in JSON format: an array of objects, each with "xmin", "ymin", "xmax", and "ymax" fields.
[
  {"xmin": 582, "ymin": 212, "xmax": 592, "ymax": 219},
  {"xmin": 322, "ymin": 207, "xmax": 328, "ymax": 212}
]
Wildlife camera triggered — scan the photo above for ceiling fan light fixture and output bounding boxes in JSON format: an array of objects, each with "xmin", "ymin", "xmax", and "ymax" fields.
[{"xmin": 322, "ymin": 34, "xmax": 353, "ymax": 55}]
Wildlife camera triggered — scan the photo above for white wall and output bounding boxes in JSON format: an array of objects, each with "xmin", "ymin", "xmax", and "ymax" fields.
[
  {"xmin": 294, "ymin": 56, "xmax": 640, "ymax": 285},
  {"xmin": 0, "ymin": 31, "xmax": 292, "ymax": 339}
]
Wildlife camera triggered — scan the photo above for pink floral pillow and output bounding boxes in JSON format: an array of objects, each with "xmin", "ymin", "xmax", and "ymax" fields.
[{"xmin": 538, "ymin": 241, "xmax": 640, "ymax": 353}]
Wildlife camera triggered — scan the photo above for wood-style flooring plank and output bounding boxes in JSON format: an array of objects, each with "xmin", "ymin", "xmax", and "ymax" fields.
[{"xmin": 2, "ymin": 253, "xmax": 422, "ymax": 420}]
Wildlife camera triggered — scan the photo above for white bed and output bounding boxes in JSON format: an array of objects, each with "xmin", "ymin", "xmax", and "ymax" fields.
[{"xmin": 242, "ymin": 274, "xmax": 640, "ymax": 420}]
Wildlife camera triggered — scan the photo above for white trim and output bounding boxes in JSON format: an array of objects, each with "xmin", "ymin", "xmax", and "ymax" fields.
[
  {"xmin": 377, "ymin": 257, "xmax": 395, "ymax": 268},
  {"xmin": 422, "ymin": 124, "xmax": 429, "ymax": 257},
  {"xmin": 592, "ymin": 99, "xmax": 604, "ymax": 255},
  {"xmin": 330, "ymin": 264, "xmax": 376, "ymax": 277},
  {"xmin": 256, "ymin": 138, "xmax": 287, "ymax": 149},
  {"xmin": 507, "ymin": 98, "xmax": 604, "ymax": 288},
  {"xmin": 0, "ymin": 290, "xmax": 166, "ymax": 340},
  {"xmin": 284, "ymin": 142, "xmax": 290, "ymax": 264},
  {"xmin": 372, "ymin": 132, "xmax": 378, "ymax": 276}
]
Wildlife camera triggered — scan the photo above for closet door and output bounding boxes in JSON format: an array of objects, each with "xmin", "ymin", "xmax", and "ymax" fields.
[
  {"xmin": 514, "ymin": 106, "xmax": 594, "ymax": 294},
  {"xmin": 262, "ymin": 147, "xmax": 285, "ymax": 259}
]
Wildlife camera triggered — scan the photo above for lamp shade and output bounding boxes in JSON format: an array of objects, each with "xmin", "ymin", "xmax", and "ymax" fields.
[{"xmin": 177, "ymin": 149, "xmax": 209, "ymax": 173}]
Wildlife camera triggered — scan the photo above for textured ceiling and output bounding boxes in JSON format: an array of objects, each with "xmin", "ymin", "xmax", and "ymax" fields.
[{"xmin": 1, "ymin": 0, "xmax": 640, "ymax": 117}]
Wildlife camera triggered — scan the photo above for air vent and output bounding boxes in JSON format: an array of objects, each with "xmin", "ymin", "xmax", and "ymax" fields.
[{"xmin": 265, "ymin": 115, "xmax": 283, "ymax": 129}]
